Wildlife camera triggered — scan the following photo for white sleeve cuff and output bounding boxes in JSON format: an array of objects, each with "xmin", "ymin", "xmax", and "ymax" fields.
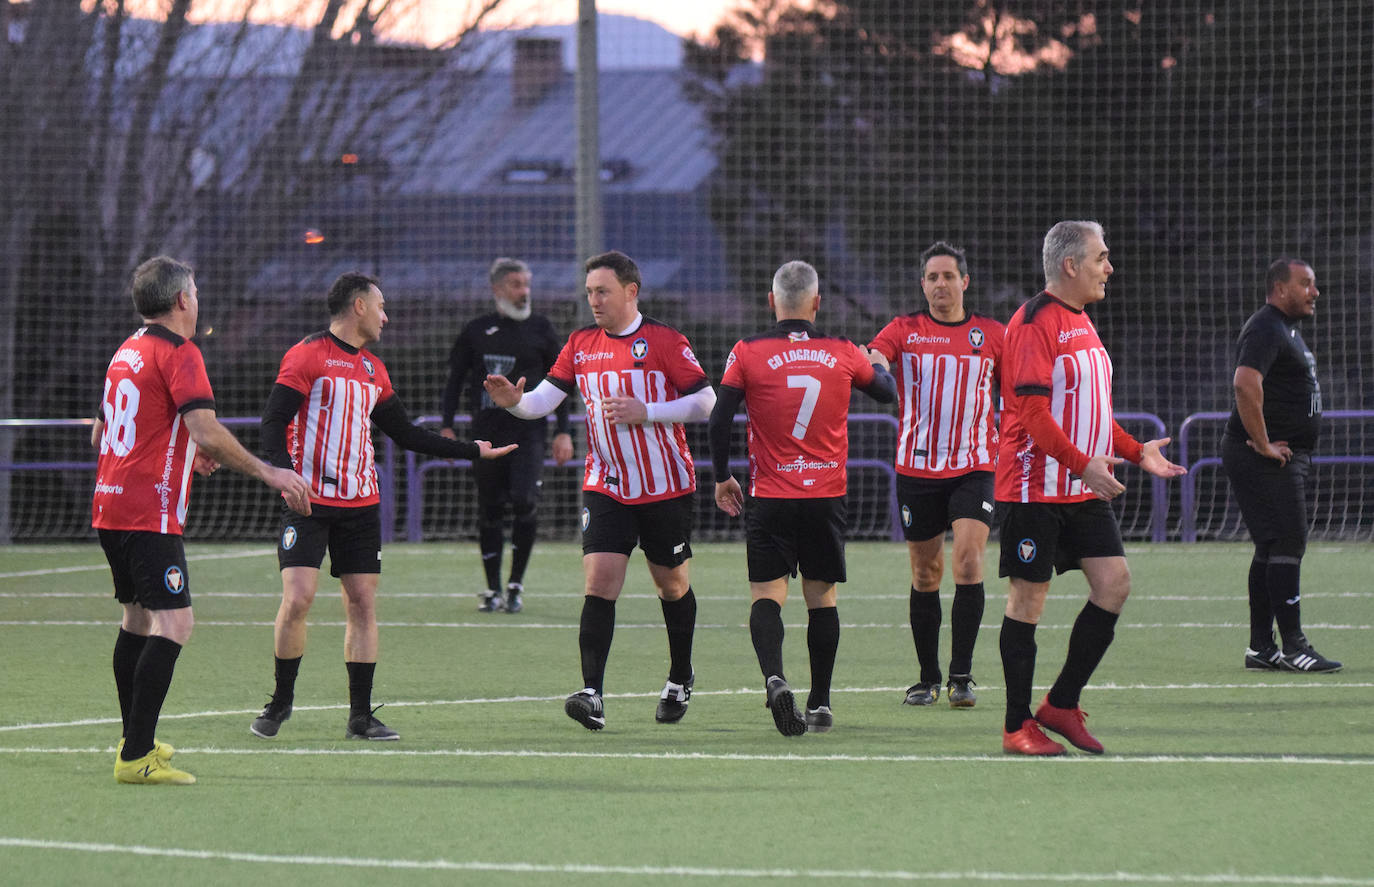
[
  {"xmin": 509, "ymin": 379, "xmax": 568, "ymax": 419},
  {"xmin": 644, "ymin": 385, "xmax": 716, "ymax": 424}
]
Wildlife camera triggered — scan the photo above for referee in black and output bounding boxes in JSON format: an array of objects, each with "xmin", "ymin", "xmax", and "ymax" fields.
[
  {"xmin": 1221, "ymin": 258, "xmax": 1341, "ymax": 673},
  {"xmin": 440, "ymin": 258, "xmax": 573, "ymax": 613}
]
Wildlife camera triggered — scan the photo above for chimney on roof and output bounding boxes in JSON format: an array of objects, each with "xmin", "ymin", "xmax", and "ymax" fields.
[{"xmin": 513, "ymin": 37, "xmax": 563, "ymax": 106}]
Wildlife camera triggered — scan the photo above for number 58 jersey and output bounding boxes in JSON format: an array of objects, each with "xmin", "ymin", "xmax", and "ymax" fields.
[
  {"xmin": 92, "ymin": 325, "xmax": 217, "ymax": 534},
  {"xmin": 720, "ymin": 321, "xmax": 877, "ymax": 498}
]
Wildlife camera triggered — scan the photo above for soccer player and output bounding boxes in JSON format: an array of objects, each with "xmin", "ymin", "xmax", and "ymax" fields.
[
  {"xmin": 439, "ymin": 257, "xmax": 573, "ymax": 613},
  {"xmin": 483, "ymin": 250, "xmax": 716, "ymax": 730},
  {"xmin": 249, "ymin": 272, "xmax": 515, "ymax": 741},
  {"xmin": 868, "ymin": 241, "xmax": 1004, "ymax": 709},
  {"xmin": 94, "ymin": 256, "xmax": 312, "ymax": 785},
  {"xmin": 1222, "ymin": 259, "xmax": 1341, "ymax": 673},
  {"xmin": 997, "ymin": 221, "xmax": 1185, "ymax": 756},
  {"xmin": 709, "ymin": 260, "xmax": 896, "ymax": 736}
]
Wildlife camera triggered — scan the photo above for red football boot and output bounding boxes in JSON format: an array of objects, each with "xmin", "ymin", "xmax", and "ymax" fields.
[
  {"xmin": 1002, "ymin": 718, "xmax": 1066, "ymax": 756},
  {"xmin": 1034, "ymin": 697, "xmax": 1104, "ymax": 754}
]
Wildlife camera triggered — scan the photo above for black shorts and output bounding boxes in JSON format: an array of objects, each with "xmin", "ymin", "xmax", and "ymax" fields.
[
  {"xmin": 474, "ymin": 433, "xmax": 547, "ymax": 518},
  {"xmin": 744, "ymin": 496, "xmax": 847, "ymax": 584},
  {"xmin": 1221, "ymin": 434, "xmax": 1312, "ymax": 546},
  {"xmin": 277, "ymin": 503, "xmax": 382, "ymax": 577},
  {"xmin": 580, "ymin": 490, "xmax": 694, "ymax": 567},
  {"xmin": 997, "ymin": 499, "xmax": 1124, "ymax": 583},
  {"xmin": 897, "ymin": 471, "xmax": 995, "ymax": 541},
  {"xmin": 98, "ymin": 529, "xmax": 192, "ymax": 611}
]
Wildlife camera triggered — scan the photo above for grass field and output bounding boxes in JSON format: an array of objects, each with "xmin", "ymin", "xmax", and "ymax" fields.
[{"xmin": 1, "ymin": 540, "xmax": 1371, "ymax": 886}]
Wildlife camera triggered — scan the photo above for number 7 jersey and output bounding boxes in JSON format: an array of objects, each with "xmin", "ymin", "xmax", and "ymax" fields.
[
  {"xmin": 92, "ymin": 325, "xmax": 216, "ymax": 534},
  {"xmin": 719, "ymin": 320, "xmax": 877, "ymax": 498}
]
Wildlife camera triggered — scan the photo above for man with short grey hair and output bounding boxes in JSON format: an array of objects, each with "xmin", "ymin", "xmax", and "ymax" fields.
[{"xmin": 995, "ymin": 221, "xmax": 1185, "ymax": 755}]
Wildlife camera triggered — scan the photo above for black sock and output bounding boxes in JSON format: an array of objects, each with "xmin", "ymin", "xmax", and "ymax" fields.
[
  {"xmin": 479, "ymin": 524, "xmax": 503, "ymax": 591},
  {"xmin": 806, "ymin": 606, "xmax": 840, "ymax": 710},
  {"xmin": 660, "ymin": 588, "xmax": 697, "ymax": 685},
  {"xmin": 999, "ymin": 616, "xmax": 1037, "ymax": 733},
  {"xmin": 273, "ymin": 655, "xmax": 302, "ymax": 706},
  {"xmin": 909, "ymin": 587, "xmax": 942, "ymax": 684},
  {"xmin": 578, "ymin": 596, "xmax": 616, "ymax": 694},
  {"xmin": 1268, "ymin": 558, "xmax": 1304, "ymax": 651},
  {"xmin": 1248, "ymin": 553, "xmax": 1275, "ymax": 650},
  {"xmin": 508, "ymin": 514, "xmax": 536, "ymax": 586},
  {"xmin": 122, "ymin": 635, "xmax": 182, "ymax": 761},
  {"xmin": 749, "ymin": 598, "xmax": 785, "ymax": 681},
  {"xmin": 1047, "ymin": 602, "xmax": 1119, "ymax": 710},
  {"xmin": 949, "ymin": 582, "xmax": 985, "ymax": 676},
  {"xmin": 346, "ymin": 661, "xmax": 376, "ymax": 720},
  {"xmin": 112, "ymin": 628, "xmax": 148, "ymax": 737}
]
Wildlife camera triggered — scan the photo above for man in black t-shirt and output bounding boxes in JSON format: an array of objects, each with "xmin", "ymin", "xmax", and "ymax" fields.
[
  {"xmin": 440, "ymin": 258, "xmax": 573, "ymax": 612},
  {"xmin": 1221, "ymin": 258, "xmax": 1341, "ymax": 673}
]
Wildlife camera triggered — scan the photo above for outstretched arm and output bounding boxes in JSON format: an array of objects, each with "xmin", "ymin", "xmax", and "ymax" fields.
[
  {"xmin": 372, "ymin": 395, "xmax": 516, "ymax": 460},
  {"xmin": 184, "ymin": 408, "xmax": 312, "ymax": 514}
]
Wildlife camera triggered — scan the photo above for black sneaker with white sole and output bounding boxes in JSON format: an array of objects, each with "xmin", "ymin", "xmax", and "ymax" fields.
[
  {"xmin": 250, "ymin": 699, "xmax": 292, "ymax": 738},
  {"xmin": 805, "ymin": 705, "xmax": 833, "ymax": 733},
  {"xmin": 1280, "ymin": 643, "xmax": 1343, "ymax": 673},
  {"xmin": 346, "ymin": 706, "xmax": 399, "ymax": 740},
  {"xmin": 505, "ymin": 583, "xmax": 523, "ymax": 614},
  {"xmin": 478, "ymin": 590, "xmax": 505, "ymax": 613},
  {"xmin": 1244, "ymin": 645, "xmax": 1283, "ymax": 670},
  {"xmin": 565, "ymin": 689, "xmax": 606, "ymax": 730},
  {"xmin": 765, "ymin": 675, "xmax": 807, "ymax": 737},
  {"xmin": 655, "ymin": 673, "xmax": 693, "ymax": 724}
]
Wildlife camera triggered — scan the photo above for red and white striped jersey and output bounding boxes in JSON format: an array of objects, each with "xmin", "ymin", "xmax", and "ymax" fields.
[
  {"xmin": 721, "ymin": 320, "xmax": 877, "ymax": 498},
  {"xmin": 869, "ymin": 311, "xmax": 1004, "ymax": 479},
  {"xmin": 546, "ymin": 316, "xmax": 708, "ymax": 504},
  {"xmin": 275, "ymin": 332, "xmax": 394, "ymax": 507},
  {"xmin": 92, "ymin": 325, "xmax": 216, "ymax": 534},
  {"xmin": 996, "ymin": 293, "xmax": 1117, "ymax": 504}
]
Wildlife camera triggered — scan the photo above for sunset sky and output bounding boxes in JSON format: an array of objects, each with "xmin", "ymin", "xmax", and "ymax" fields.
[{"xmin": 426, "ymin": 0, "xmax": 739, "ymax": 40}]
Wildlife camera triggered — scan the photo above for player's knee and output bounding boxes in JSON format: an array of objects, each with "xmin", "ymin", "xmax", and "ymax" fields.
[
  {"xmin": 511, "ymin": 499, "xmax": 539, "ymax": 525},
  {"xmin": 1269, "ymin": 537, "xmax": 1306, "ymax": 561}
]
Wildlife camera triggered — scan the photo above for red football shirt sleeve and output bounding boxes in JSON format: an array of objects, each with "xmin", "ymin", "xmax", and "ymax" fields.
[
  {"xmin": 1005, "ymin": 321, "xmax": 1055, "ymax": 393},
  {"xmin": 848, "ymin": 340, "xmax": 876, "ymax": 387},
  {"xmin": 371, "ymin": 353, "xmax": 395, "ymax": 404},
  {"xmin": 1112, "ymin": 421, "xmax": 1145, "ymax": 464},
  {"xmin": 720, "ymin": 342, "xmax": 746, "ymax": 389},
  {"xmin": 665, "ymin": 331, "xmax": 709, "ymax": 392},
  {"xmin": 1020, "ymin": 394, "xmax": 1091, "ymax": 476},
  {"xmin": 274, "ymin": 342, "xmax": 314, "ymax": 395},
  {"xmin": 168, "ymin": 343, "xmax": 216, "ymax": 411},
  {"xmin": 868, "ymin": 321, "xmax": 899, "ymax": 361},
  {"xmin": 547, "ymin": 337, "xmax": 576, "ymax": 388}
]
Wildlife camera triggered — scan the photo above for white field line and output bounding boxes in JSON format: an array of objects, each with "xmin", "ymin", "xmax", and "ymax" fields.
[
  {"xmin": 3, "ymin": 747, "xmax": 1372, "ymax": 768},
  {"xmin": 1, "ymin": 837, "xmax": 1372, "ymax": 884},
  {"xmin": 3, "ymin": 620, "xmax": 1371, "ymax": 632},
  {"xmin": 4, "ymin": 682, "xmax": 1371, "ymax": 735}
]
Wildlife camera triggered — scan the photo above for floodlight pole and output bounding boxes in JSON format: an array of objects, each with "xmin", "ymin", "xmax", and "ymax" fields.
[{"xmin": 574, "ymin": 0, "xmax": 602, "ymax": 315}]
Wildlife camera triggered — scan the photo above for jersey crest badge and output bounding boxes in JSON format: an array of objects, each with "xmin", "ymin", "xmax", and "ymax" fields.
[
  {"xmin": 901, "ymin": 505, "xmax": 912, "ymax": 527},
  {"xmin": 632, "ymin": 338, "xmax": 649, "ymax": 360},
  {"xmin": 968, "ymin": 327, "xmax": 985, "ymax": 348},
  {"xmin": 163, "ymin": 566, "xmax": 185, "ymax": 594},
  {"xmin": 281, "ymin": 525, "xmax": 298, "ymax": 550},
  {"xmin": 1017, "ymin": 538, "xmax": 1037, "ymax": 563},
  {"xmin": 361, "ymin": 356, "xmax": 376, "ymax": 377},
  {"xmin": 580, "ymin": 507, "xmax": 591, "ymax": 532}
]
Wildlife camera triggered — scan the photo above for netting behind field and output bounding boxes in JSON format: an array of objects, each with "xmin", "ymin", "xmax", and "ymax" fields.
[{"xmin": 2, "ymin": 1, "xmax": 1372, "ymax": 542}]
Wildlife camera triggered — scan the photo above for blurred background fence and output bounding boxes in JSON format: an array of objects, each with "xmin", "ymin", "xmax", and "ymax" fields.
[{"xmin": 1, "ymin": 0, "xmax": 1370, "ymax": 542}]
